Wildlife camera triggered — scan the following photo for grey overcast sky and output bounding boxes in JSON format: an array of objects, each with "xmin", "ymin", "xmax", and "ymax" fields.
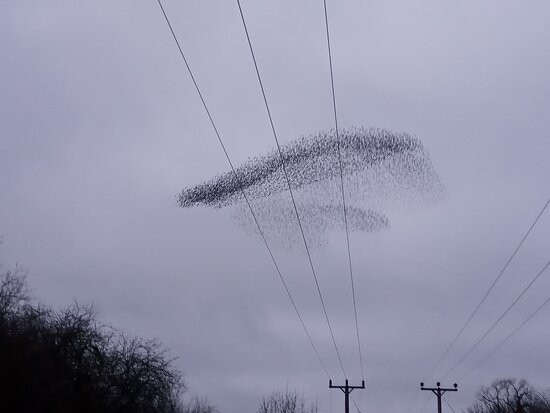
[{"xmin": 1, "ymin": 1, "xmax": 549, "ymax": 412}]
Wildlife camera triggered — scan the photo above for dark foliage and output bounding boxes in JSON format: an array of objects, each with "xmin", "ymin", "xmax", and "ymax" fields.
[
  {"xmin": 0, "ymin": 269, "xmax": 184, "ymax": 413},
  {"xmin": 468, "ymin": 379, "xmax": 550, "ymax": 413}
]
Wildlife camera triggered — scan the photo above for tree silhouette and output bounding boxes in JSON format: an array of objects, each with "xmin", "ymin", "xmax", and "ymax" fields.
[
  {"xmin": 181, "ymin": 396, "xmax": 218, "ymax": 413},
  {"xmin": 468, "ymin": 379, "xmax": 550, "ymax": 413},
  {"xmin": 0, "ymin": 264, "xmax": 29, "ymax": 316},
  {"xmin": 0, "ymin": 267, "xmax": 184, "ymax": 413},
  {"xmin": 258, "ymin": 389, "xmax": 318, "ymax": 413}
]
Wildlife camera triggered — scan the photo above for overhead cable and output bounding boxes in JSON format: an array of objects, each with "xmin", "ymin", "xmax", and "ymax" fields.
[
  {"xmin": 443, "ymin": 260, "xmax": 550, "ymax": 379},
  {"xmin": 321, "ymin": 0, "xmax": 365, "ymax": 381},
  {"xmin": 443, "ymin": 396, "xmax": 458, "ymax": 413},
  {"xmin": 155, "ymin": 0, "xmax": 331, "ymax": 379},
  {"xmin": 460, "ymin": 293, "xmax": 550, "ymax": 380},
  {"xmin": 236, "ymin": 0, "xmax": 347, "ymax": 379},
  {"xmin": 424, "ymin": 197, "xmax": 550, "ymax": 379}
]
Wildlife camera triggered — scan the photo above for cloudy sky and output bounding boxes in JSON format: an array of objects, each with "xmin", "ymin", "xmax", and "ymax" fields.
[{"xmin": 1, "ymin": 1, "xmax": 549, "ymax": 412}]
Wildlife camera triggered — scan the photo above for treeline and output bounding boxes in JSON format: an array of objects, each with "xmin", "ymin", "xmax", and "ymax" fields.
[{"xmin": 0, "ymin": 266, "xmax": 183, "ymax": 413}]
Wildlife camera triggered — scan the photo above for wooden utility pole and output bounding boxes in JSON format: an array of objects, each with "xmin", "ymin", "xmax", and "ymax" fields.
[
  {"xmin": 420, "ymin": 382, "xmax": 458, "ymax": 413},
  {"xmin": 329, "ymin": 379, "xmax": 365, "ymax": 413}
]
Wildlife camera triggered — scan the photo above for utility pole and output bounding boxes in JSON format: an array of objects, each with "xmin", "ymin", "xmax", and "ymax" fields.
[
  {"xmin": 420, "ymin": 382, "xmax": 458, "ymax": 413},
  {"xmin": 329, "ymin": 379, "xmax": 365, "ymax": 413}
]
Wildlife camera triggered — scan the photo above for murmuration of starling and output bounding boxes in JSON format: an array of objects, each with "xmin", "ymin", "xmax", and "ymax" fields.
[{"xmin": 178, "ymin": 127, "xmax": 444, "ymax": 249}]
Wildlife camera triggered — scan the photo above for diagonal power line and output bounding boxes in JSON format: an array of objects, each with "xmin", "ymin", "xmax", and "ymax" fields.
[
  {"xmin": 424, "ymin": 197, "xmax": 550, "ymax": 380},
  {"xmin": 236, "ymin": 0, "xmax": 347, "ymax": 379},
  {"xmin": 155, "ymin": 0, "xmax": 331, "ymax": 379},
  {"xmin": 443, "ymin": 260, "xmax": 550, "ymax": 379},
  {"xmin": 321, "ymin": 0, "xmax": 365, "ymax": 382},
  {"xmin": 460, "ymin": 290, "xmax": 550, "ymax": 381},
  {"xmin": 443, "ymin": 396, "xmax": 458, "ymax": 413}
]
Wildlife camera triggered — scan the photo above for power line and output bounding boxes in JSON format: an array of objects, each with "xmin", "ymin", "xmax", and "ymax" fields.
[
  {"xmin": 443, "ymin": 260, "xmax": 550, "ymax": 379},
  {"xmin": 351, "ymin": 395, "xmax": 363, "ymax": 413},
  {"xmin": 321, "ymin": 0, "xmax": 365, "ymax": 381},
  {"xmin": 442, "ymin": 396, "xmax": 458, "ymax": 413},
  {"xmin": 154, "ymin": 0, "xmax": 331, "ymax": 379},
  {"xmin": 424, "ymin": 197, "xmax": 550, "ymax": 380},
  {"xmin": 236, "ymin": 0, "xmax": 347, "ymax": 379},
  {"xmin": 459, "ymin": 293, "xmax": 550, "ymax": 381}
]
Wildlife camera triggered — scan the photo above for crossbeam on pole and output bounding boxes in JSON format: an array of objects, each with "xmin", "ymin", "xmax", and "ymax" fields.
[{"xmin": 329, "ymin": 379, "xmax": 365, "ymax": 413}]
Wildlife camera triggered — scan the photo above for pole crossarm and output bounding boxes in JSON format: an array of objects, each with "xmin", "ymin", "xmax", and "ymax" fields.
[
  {"xmin": 330, "ymin": 379, "xmax": 366, "ymax": 413},
  {"xmin": 330, "ymin": 379, "xmax": 366, "ymax": 391},
  {"xmin": 420, "ymin": 382, "xmax": 458, "ymax": 413}
]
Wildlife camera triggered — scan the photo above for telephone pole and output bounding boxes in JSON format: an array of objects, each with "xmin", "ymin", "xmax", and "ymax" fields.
[
  {"xmin": 420, "ymin": 382, "xmax": 458, "ymax": 413},
  {"xmin": 329, "ymin": 379, "xmax": 365, "ymax": 413}
]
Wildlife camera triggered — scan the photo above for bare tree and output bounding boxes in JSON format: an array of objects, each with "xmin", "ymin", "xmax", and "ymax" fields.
[
  {"xmin": 106, "ymin": 333, "xmax": 184, "ymax": 413},
  {"xmin": 0, "ymin": 264, "xmax": 29, "ymax": 316},
  {"xmin": 468, "ymin": 379, "xmax": 550, "ymax": 413},
  {"xmin": 181, "ymin": 396, "xmax": 218, "ymax": 413},
  {"xmin": 258, "ymin": 389, "xmax": 318, "ymax": 413},
  {"xmin": 0, "ymin": 267, "xmax": 185, "ymax": 413}
]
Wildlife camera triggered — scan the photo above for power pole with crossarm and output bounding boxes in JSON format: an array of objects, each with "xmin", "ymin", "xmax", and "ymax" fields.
[
  {"xmin": 420, "ymin": 382, "xmax": 458, "ymax": 413},
  {"xmin": 329, "ymin": 379, "xmax": 365, "ymax": 413}
]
